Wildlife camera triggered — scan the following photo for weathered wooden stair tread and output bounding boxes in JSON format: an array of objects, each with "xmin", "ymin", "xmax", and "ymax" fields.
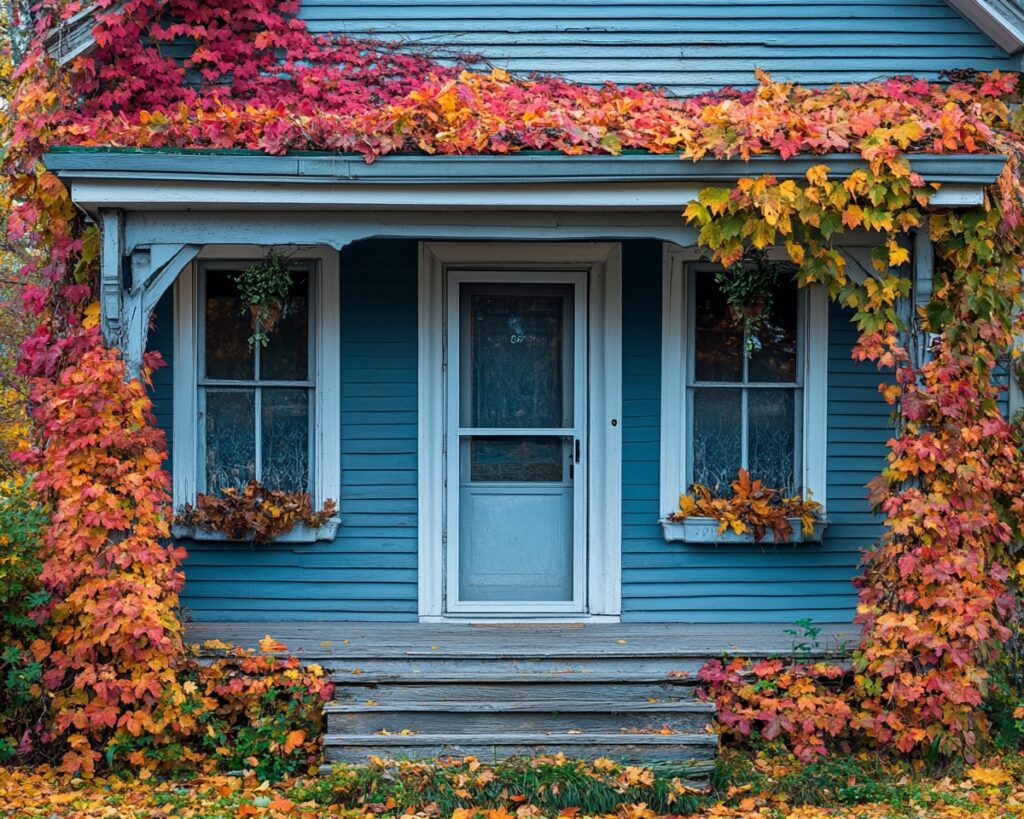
[
  {"xmin": 326, "ymin": 700, "xmax": 713, "ymax": 713},
  {"xmin": 324, "ymin": 733, "xmax": 717, "ymax": 765},
  {"xmin": 325, "ymin": 732, "xmax": 716, "ymax": 746},
  {"xmin": 329, "ymin": 670, "xmax": 699, "ymax": 683}
]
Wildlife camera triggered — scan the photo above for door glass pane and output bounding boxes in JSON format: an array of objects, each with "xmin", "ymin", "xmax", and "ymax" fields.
[
  {"xmin": 692, "ymin": 387, "xmax": 742, "ymax": 492},
  {"xmin": 205, "ymin": 273, "xmax": 255, "ymax": 380},
  {"xmin": 693, "ymin": 274, "xmax": 743, "ymax": 382},
  {"xmin": 749, "ymin": 389, "xmax": 796, "ymax": 493},
  {"xmin": 467, "ymin": 293, "xmax": 565, "ymax": 428},
  {"xmin": 205, "ymin": 389, "xmax": 256, "ymax": 493},
  {"xmin": 262, "ymin": 269, "xmax": 310, "ymax": 382},
  {"xmin": 261, "ymin": 388, "xmax": 310, "ymax": 492},
  {"xmin": 470, "ymin": 436, "xmax": 563, "ymax": 482},
  {"xmin": 749, "ymin": 278, "xmax": 798, "ymax": 383}
]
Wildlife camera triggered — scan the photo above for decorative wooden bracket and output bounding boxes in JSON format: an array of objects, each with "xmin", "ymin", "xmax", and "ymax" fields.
[{"xmin": 99, "ymin": 209, "xmax": 201, "ymax": 380}]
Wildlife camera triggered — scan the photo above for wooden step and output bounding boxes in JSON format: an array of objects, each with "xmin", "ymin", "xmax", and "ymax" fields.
[
  {"xmin": 323, "ymin": 731, "xmax": 719, "ymax": 766},
  {"xmin": 326, "ymin": 657, "xmax": 711, "ymax": 677},
  {"xmin": 330, "ymin": 672, "xmax": 702, "ymax": 703},
  {"xmin": 325, "ymin": 698, "xmax": 715, "ymax": 735}
]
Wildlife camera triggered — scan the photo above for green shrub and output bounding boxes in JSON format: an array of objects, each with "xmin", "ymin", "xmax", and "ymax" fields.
[
  {"xmin": 103, "ymin": 650, "xmax": 332, "ymax": 781},
  {"xmin": 984, "ymin": 596, "xmax": 1024, "ymax": 751},
  {"xmin": 0, "ymin": 476, "xmax": 51, "ymax": 762}
]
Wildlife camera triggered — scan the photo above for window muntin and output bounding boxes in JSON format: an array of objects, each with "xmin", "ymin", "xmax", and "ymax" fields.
[
  {"xmin": 687, "ymin": 268, "xmax": 803, "ymax": 495},
  {"xmin": 199, "ymin": 266, "xmax": 314, "ymax": 495}
]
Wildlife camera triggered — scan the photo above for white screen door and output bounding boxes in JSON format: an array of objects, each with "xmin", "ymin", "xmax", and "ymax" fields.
[{"xmin": 445, "ymin": 271, "xmax": 587, "ymax": 614}]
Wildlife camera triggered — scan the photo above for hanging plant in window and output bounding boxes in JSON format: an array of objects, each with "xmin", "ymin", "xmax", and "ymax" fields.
[
  {"xmin": 232, "ymin": 250, "xmax": 294, "ymax": 349},
  {"xmin": 713, "ymin": 248, "xmax": 788, "ymax": 356}
]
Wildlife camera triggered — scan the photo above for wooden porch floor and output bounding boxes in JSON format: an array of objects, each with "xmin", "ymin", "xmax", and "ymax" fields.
[{"xmin": 186, "ymin": 621, "xmax": 860, "ymax": 667}]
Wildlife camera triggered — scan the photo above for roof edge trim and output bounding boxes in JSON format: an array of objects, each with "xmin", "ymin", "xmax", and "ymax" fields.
[{"xmin": 946, "ymin": 0, "xmax": 1024, "ymax": 54}]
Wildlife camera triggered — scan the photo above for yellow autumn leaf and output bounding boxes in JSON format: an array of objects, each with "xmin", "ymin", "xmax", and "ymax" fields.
[
  {"xmin": 258, "ymin": 634, "xmax": 287, "ymax": 653},
  {"xmin": 83, "ymin": 302, "xmax": 101, "ymax": 329},
  {"xmin": 887, "ymin": 241, "xmax": 910, "ymax": 267},
  {"xmin": 967, "ymin": 766, "xmax": 1012, "ymax": 786},
  {"xmin": 202, "ymin": 639, "xmax": 232, "ymax": 651}
]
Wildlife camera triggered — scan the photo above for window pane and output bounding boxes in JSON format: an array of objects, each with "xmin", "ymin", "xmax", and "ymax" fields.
[
  {"xmin": 692, "ymin": 387, "xmax": 742, "ymax": 492},
  {"xmin": 205, "ymin": 272, "xmax": 255, "ymax": 380},
  {"xmin": 693, "ymin": 273, "xmax": 743, "ymax": 382},
  {"xmin": 749, "ymin": 389, "xmax": 796, "ymax": 493},
  {"xmin": 262, "ymin": 269, "xmax": 310, "ymax": 382},
  {"xmin": 468, "ymin": 292, "xmax": 566, "ymax": 428},
  {"xmin": 261, "ymin": 388, "xmax": 310, "ymax": 492},
  {"xmin": 470, "ymin": 436, "xmax": 563, "ymax": 482},
  {"xmin": 205, "ymin": 389, "xmax": 256, "ymax": 493},
  {"xmin": 749, "ymin": 277, "xmax": 799, "ymax": 383}
]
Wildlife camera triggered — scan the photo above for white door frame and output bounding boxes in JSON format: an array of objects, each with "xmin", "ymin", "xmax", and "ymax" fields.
[{"xmin": 418, "ymin": 242, "xmax": 623, "ymax": 620}]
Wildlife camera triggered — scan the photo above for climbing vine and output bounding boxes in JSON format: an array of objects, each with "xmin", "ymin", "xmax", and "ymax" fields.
[{"xmin": 4, "ymin": 0, "xmax": 1024, "ymax": 771}]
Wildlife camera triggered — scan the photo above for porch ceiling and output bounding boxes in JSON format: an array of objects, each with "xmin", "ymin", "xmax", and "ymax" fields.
[{"xmin": 44, "ymin": 148, "xmax": 1006, "ymax": 214}]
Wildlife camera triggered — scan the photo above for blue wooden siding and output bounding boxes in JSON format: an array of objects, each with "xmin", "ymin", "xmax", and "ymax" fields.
[
  {"xmin": 152, "ymin": 238, "xmax": 888, "ymax": 623},
  {"xmin": 618, "ymin": 241, "xmax": 886, "ymax": 623},
  {"xmin": 299, "ymin": 0, "xmax": 1018, "ymax": 97},
  {"xmin": 151, "ymin": 240, "xmax": 422, "ymax": 621}
]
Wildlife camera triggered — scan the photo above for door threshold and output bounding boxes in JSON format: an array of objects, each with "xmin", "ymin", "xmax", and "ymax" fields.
[{"xmin": 420, "ymin": 614, "xmax": 621, "ymax": 624}]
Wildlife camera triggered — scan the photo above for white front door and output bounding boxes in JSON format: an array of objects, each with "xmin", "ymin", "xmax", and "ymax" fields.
[{"xmin": 445, "ymin": 271, "xmax": 587, "ymax": 614}]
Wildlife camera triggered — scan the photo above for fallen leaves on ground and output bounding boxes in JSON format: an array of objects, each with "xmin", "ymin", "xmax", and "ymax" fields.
[{"xmin": 3, "ymin": 754, "xmax": 1024, "ymax": 818}]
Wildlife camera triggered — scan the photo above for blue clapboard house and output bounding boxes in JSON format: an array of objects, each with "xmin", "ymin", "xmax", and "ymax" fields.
[{"xmin": 42, "ymin": 0, "xmax": 1024, "ymax": 767}]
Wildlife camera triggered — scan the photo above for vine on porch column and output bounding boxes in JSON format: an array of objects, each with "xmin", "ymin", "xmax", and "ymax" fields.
[{"xmin": 3, "ymin": 0, "xmax": 1024, "ymax": 771}]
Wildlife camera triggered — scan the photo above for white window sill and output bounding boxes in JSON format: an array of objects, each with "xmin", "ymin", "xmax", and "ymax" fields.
[
  {"xmin": 659, "ymin": 516, "xmax": 828, "ymax": 545},
  {"xmin": 171, "ymin": 517, "xmax": 341, "ymax": 544}
]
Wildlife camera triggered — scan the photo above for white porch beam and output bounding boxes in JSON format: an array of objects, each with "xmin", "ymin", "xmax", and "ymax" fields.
[{"xmin": 122, "ymin": 209, "xmax": 702, "ymax": 253}]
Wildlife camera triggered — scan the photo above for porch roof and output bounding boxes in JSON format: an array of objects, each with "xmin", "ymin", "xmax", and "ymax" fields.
[{"xmin": 44, "ymin": 147, "xmax": 1006, "ymax": 214}]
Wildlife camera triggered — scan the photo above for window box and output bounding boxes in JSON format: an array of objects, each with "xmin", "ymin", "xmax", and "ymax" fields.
[
  {"xmin": 659, "ymin": 515, "xmax": 828, "ymax": 544},
  {"xmin": 171, "ymin": 516, "xmax": 341, "ymax": 544}
]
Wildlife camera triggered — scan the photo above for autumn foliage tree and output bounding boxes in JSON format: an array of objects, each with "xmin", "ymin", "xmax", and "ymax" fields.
[{"xmin": 3, "ymin": 0, "xmax": 1024, "ymax": 772}]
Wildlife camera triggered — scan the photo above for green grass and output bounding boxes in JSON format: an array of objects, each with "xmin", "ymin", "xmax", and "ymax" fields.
[
  {"xmin": 294, "ymin": 757, "xmax": 705, "ymax": 815},
  {"xmin": 712, "ymin": 747, "xmax": 993, "ymax": 816}
]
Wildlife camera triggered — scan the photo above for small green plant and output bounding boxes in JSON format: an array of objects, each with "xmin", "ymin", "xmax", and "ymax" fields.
[
  {"xmin": 232, "ymin": 250, "xmax": 294, "ymax": 349},
  {"xmin": 713, "ymin": 248, "xmax": 788, "ymax": 356},
  {"xmin": 785, "ymin": 617, "xmax": 823, "ymax": 660}
]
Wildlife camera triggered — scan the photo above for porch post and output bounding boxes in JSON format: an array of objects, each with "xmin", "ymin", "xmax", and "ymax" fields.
[{"xmin": 909, "ymin": 226, "xmax": 936, "ymax": 369}]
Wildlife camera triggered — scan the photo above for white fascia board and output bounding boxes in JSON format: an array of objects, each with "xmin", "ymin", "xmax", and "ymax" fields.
[{"xmin": 63, "ymin": 178, "xmax": 983, "ymax": 212}]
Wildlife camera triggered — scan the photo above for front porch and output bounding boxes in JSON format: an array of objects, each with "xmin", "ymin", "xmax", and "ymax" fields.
[
  {"xmin": 188, "ymin": 621, "xmax": 858, "ymax": 773},
  {"xmin": 42, "ymin": 147, "xmax": 1009, "ymax": 629}
]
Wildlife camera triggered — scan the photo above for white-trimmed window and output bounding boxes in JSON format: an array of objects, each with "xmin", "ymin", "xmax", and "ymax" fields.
[
  {"xmin": 660, "ymin": 248, "xmax": 828, "ymax": 518},
  {"xmin": 173, "ymin": 247, "xmax": 341, "ymax": 539}
]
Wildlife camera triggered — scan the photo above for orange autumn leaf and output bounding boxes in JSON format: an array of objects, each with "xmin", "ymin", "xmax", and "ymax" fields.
[{"xmin": 282, "ymin": 729, "xmax": 306, "ymax": 754}]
